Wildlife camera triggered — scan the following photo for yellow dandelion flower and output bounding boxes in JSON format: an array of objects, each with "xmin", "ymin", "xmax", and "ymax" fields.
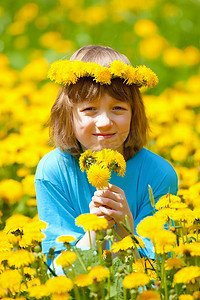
[
  {"xmin": 108, "ymin": 150, "xmax": 126, "ymax": 177},
  {"xmin": 134, "ymin": 19, "xmax": 158, "ymax": 38},
  {"xmin": 21, "ymin": 219, "xmax": 47, "ymax": 245},
  {"xmin": 179, "ymin": 295, "xmax": 194, "ymax": 300},
  {"xmin": 85, "ymin": 62, "xmax": 99, "ymax": 76},
  {"xmin": 1, "ymin": 298, "xmax": 26, "ymax": 300},
  {"xmin": 174, "ymin": 266, "xmax": 200, "ymax": 284},
  {"xmin": 71, "ymin": 60, "xmax": 88, "ymax": 78},
  {"xmin": 123, "ymin": 272, "xmax": 150, "ymax": 289},
  {"xmin": 154, "ymin": 208, "xmax": 175, "ymax": 223},
  {"xmin": 94, "ymin": 65, "xmax": 112, "ymax": 85},
  {"xmin": 76, "ymin": 213, "xmax": 97, "ymax": 224},
  {"xmin": 136, "ymin": 290, "xmax": 161, "ymax": 300},
  {"xmin": 0, "ymin": 287, "xmax": 5, "ymax": 298},
  {"xmin": 4, "ymin": 214, "xmax": 30, "ymax": 235},
  {"xmin": 95, "ymin": 149, "xmax": 126, "ymax": 177},
  {"xmin": 76, "ymin": 213, "xmax": 108, "ymax": 231},
  {"xmin": 0, "ymin": 269, "xmax": 22, "ymax": 294},
  {"xmin": 174, "ymin": 242, "xmax": 200, "ymax": 257},
  {"xmin": 95, "ymin": 149, "xmax": 114, "ymax": 164},
  {"xmin": 193, "ymin": 207, "xmax": 200, "ymax": 220},
  {"xmin": 165, "ymin": 257, "xmax": 185, "ymax": 271},
  {"xmin": 79, "ymin": 149, "xmax": 96, "ymax": 172},
  {"xmin": 109, "ymin": 60, "xmax": 127, "ymax": 78},
  {"xmin": 0, "ymin": 250, "xmax": 12, "ymax": 264},
  {"xmin": 0, "ymin": 231, "xmax": 13, "ymax": 251},
  {"xmin": 87, "ymin": 164, "xmax": 111, "ymax": 189},
  {"xmin": 155, "ymin": 194, "xmax": 182, "ymax": 210},
  {"xmin": 89, "ymin": 266, "xmax": 110, "ymax": 282},
  {"xmin": 111, "ymin": 235, "xmax": 135, "ymax": 252},
  {"xmin": 0, "ymin": 179, "xmax": 23, "ymax": 204},
  {"xmin": 45, "ymin": 276, "xmax": 73, "ymax": 294},
  {"xmin": 55, "ymin": 251, "xmax": 77, "ymax": 268},
  {"xmin": 48, "ymin": 60, "xmax": 78, "ymax": 85},
  {"xmin": 26, "ymin": 198, "xmax": 37, "ymax": 206},
  {"xmin": 136, "ymin": 216, "xmax": 165, "ymax": 239},
  {"xmin": 172, "ymin": 208, "xmax": 195, "ymax": 225},
  {"xmin": 135, "ymin": 65, "xmax": 159, "ymax": 88},
  {"xmin": 74, "ymin": 273, "xmax": 93, "ymax": 287},
  {"xmin": 153, "ymin": 230, "xmax": 176, "ymax": 254},
  {"xmin": 123, "ymin": 65, "xmax": 137, "ymax": 85},
  {"xmin": 132, "ymin": 258, "xmax": 157, "ymax": 281},
  {"xmin": 51, "ymin": 293, "xmax": 70, "ymax": 300},
  {"xmin": 27, "ymin": 278, "xmax": 41, "ymax": 288},
  {"xmin": 48, "ymin": 60, "xmax": 158, "ymax": 89},
  {"xmin": 28, "ymin": 284, "xmax": 50, "ymax": 299},
  {"xmin": 8, "ymin": 249, "xmax": 35, "ymax": 268},
  {"xmin": 22, "ymin": 267, "xmax": 36, "ymax": 278},
  {"xmin": 56, "ymin": 235, "xmax": 77, "ymax": 244}
]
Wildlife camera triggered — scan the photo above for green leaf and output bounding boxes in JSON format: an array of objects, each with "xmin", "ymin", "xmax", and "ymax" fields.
[{"xmin": 148, "ymin": 184, "xmax": 155, "ymax": 208}]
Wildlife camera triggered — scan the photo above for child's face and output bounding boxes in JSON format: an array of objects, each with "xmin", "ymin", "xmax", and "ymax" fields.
[{"xmin": 72, "ymin": 93, "xmax": 132, "ymax": 155}]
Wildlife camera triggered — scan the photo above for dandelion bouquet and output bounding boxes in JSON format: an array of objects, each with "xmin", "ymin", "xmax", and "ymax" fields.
[{"xmin": 79, "ymin": 149, "xmax": 126, "ymax": 189}]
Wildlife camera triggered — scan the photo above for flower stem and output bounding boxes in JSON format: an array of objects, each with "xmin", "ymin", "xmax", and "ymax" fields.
[
  {"xmin": 124, "ymin": 288, "xmax": 127, "ymax": 300},
  {"xmin": 96, "ymin": 231, "xmax": 103, "ymax": 265},
  {"xmin": 161, "ymin": 253, "xmax": 168, "ymax": 300},
  {"xmin": 21, "ymin": 265, "xmax": 28, "ymax": 288},
  {"xmin": 108, "ymin": 239, "xmax": 114, "ymax": 278},
  {"xmin": 107, "ymin": 275, "xmax": 111, "ymax": 299},
  {"xmin": 88, "ymin": 231, "xmax": 92, "ymax": 248}
]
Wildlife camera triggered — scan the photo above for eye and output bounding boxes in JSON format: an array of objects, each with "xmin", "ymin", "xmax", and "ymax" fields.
[
  {"xmin": 81, "ymin": 107, "xmax": 96, "ymax": 112},
  {"xmin": 113, "ymin": 106, "xmax": 125, "ymax": 110}
]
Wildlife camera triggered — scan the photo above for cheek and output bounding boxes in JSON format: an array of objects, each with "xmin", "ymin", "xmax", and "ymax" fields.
[{"xmin": 73, "ymin": 114, "xmax": 93, "ymax": 134}]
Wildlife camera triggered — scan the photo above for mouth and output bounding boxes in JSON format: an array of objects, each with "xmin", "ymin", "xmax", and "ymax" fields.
[{"xmin": 93, "ymin": 133, "xmax": 116, "ymax": 139}]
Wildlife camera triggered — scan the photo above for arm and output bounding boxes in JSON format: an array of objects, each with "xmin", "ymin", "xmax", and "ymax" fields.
[{"xmin": 35, "ymin": 179, "xmax": 85, "ymax": 254}]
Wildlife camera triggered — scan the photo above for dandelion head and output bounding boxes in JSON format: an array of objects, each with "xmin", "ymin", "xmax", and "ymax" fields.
[
  {"xmin": 136, "ymin": 290, "xmax": 161, "ymax": 299},
  {"xmin": 45, "ymin": 276, "xmax": 73, "ymax": 294},
  {"xmin": 55, "ymin": 251, "xmax": 77, "ymax": 268},
  {"xmin": 165, "ymin": 257, "xmax": 185, "ymax": 270},
  {"xmin": 75, "ymin": 213, "xmax": 108, "ymax": 231},
  {"xmin": 89, "ymin": 266, "xmax": 110, "ymax": 282},
  {"xmin": 56, "ymin": 235, "xmax": 77, "ymax": 244},
  {"xmin": 79, "ymin": 149, "xmax": 96, "ymax": 172},
  {"xmin": 74, "ymin": 273, "xmax": 93, "ymax": 287},
  {"xmin": 174, "ymin": 266, "xmax": 200, "ymax": 284},
  {"xmin": 123, "ymin": 272, "xmax": 150, "ymax": 289},
  {"xmin": 87, "ymin": 164, "xmax": 111, "ymax": 189}
]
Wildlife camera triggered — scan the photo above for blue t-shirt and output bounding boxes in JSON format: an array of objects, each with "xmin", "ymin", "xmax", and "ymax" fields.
[{"xmin": 35, "ymin": 148, "xmax": 178, "ymax": 258}]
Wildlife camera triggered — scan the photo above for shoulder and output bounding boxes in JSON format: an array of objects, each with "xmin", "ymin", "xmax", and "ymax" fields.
[
  {"xmin": 135, "ymin": 148, "xmax": 176, "ymax": 173},
  {"xmin": 140, "ymin": 148, "xmax": 178, "ymax": 192},
  {"xmin": 35, "ymin": 148, "xmax": 78, "ymax": 182},
  {"xmin": 128, "ymin": 148, "xmax": 178, "ymax": 186},
  {"xmin": 128, "ymin": 149, "xmax": 178, "ymax": 199}
]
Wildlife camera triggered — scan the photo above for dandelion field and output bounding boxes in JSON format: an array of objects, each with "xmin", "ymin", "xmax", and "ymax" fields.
[{"xmin": 0, "ymin": 0, "xmax": 200, "ymax": 299}]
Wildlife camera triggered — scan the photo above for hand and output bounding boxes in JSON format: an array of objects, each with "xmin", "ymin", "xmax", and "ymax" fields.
[
  {"xmin": 89, "ymin": 199, "xmax": 115, "ymax": 229},
  {"xmin": 91, "ymin": 184, "xmax": 134, "ymax": 235}
]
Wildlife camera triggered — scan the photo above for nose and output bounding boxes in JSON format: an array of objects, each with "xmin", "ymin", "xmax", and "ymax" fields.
[{"xmin": 95, "ymin": 112, "xmax": 113, "ymax": 128}]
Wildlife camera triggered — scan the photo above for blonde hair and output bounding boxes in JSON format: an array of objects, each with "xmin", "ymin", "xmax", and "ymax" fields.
[{"xmin": 49, "ymin": 45, "xmax": 149, "ymax": 160}]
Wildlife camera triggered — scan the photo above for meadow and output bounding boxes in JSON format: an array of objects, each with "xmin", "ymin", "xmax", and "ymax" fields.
[{"xmin": 0, "ymin": 0, "xmax": 200, "ymax": 299}]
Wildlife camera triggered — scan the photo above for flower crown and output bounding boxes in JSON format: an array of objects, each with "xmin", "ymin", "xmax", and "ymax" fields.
[{"xmin": 47, "ymin": 59, "xmax": 159, "ymax": 89}]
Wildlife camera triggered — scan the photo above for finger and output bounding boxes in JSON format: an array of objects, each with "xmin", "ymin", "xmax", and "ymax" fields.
[
  {"xmin": 94, "ymin": 187, "xmax": 125, "ymax": 203},
  {"xmin": 106, "ymin": 183, "xmax": 124, "ymax": 194},
  {"xmin": 90, "ymin": 202, "xmax": 115, "ymax": 220},
  {"xmin": 92, "ymin": 196, "xmax": 122, "ymax": 211},
  {"xmin": 99, "ymin": 205, "xmax": 123, "ymax": 221}
]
